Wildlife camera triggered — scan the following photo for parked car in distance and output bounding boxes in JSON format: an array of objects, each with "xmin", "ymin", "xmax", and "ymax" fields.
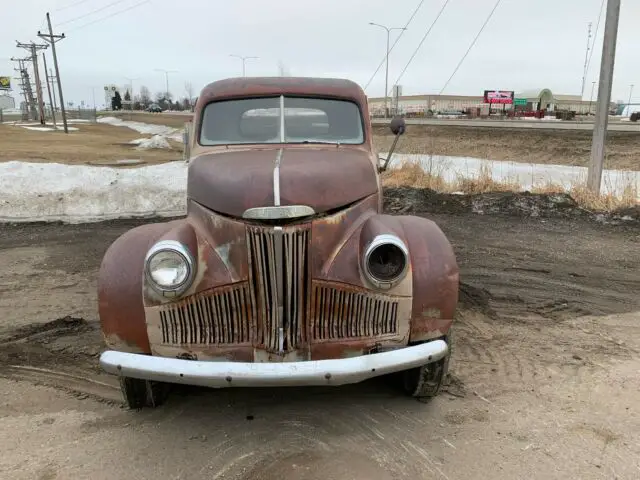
[
  {"xmin": 97, "ymin": 77, "xmax": 460, "ymax": 409},
  {"xmin": 146, "ymin": 103, "xmax": 162, "ymax": 113}
]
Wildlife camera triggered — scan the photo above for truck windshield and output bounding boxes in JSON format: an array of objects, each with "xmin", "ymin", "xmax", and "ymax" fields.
[{"xmin": 199, "ymin": 96, "xmax": 365, "ymax": 145}]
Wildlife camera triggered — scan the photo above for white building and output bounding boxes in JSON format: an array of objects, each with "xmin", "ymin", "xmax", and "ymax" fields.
[{"xmin": 367, "ymin": 88, "xmax": 616, "ymax": 116}]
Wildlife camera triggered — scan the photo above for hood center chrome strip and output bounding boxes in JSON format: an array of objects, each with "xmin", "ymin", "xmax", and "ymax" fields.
[{"xmin": 273, "ymin": 148, "xmax": 283, "ymax": 206}]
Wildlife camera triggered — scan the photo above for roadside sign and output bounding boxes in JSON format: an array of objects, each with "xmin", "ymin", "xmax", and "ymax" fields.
[
  {"xmin": 514, "ymin": 98, "xmax": 527, "ymax": 106},
  {"xmin": 0, "ymin": 76, "xmax": 10, "ymax": 90}
]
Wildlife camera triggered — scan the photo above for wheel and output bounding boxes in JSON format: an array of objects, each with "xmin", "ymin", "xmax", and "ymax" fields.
[
  {"xmin": 401, "ymin": 328, "xmax": 453, "ymax": 399},
  {"xmin": 119, "ymin": 377, "xmax": 170, "ymax": 409}
]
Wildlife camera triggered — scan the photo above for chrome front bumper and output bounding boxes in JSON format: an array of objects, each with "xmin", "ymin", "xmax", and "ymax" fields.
[{"xmin": 99, "ymin": 340, "xmax": 448, "ymax": 388}]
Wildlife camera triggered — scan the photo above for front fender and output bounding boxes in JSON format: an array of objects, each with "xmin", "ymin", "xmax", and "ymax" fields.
[
  {"xmin": 98, "ymin": 221, "xmax": 179, "ymax": 354},
  {"xmin": 397, "ymin": 215, "xmax": 459, "ymax": 342}
]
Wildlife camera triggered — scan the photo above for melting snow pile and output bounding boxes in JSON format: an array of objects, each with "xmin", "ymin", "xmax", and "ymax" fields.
[
  {"xmin": 0, "ymin": 161, "xmax": 187, "ymax": 223},
  {"xmin": 387, "ymin": 154, "xmax": 639, "ymax": 201},
  {"xmin": 129, "ymin": 135, "xmax": 171, "ymax": 150},
  {"xmin": 0, "ymin": 153, "xmax": 637, "ymax": 224},
  {"xmin": 98, "ymin": 116, "xmax": 183, "ymax": 142}
]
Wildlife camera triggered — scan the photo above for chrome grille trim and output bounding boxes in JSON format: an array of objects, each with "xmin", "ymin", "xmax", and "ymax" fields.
[
  {"xmin": 247, "ymin": 225, "xmax": 310, "ymax": 352},
  {"xmin": 158, "ymin": 283, "xmax": 253, "ymax": 345},
  {"xmin": 311, "ymin": 283, "xmax": 399, "ymax": 341}
]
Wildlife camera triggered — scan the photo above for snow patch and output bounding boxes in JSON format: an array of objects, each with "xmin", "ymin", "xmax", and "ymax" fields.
[
  {"xmin": 1, "ymin": 154, "xmax": 637, "ymax": 224},
  {"xmin": 385, "ymin": 153, "xmax": 639, "ymax": 200},
  {"xmin": 97, "ymin": 116, "xmax": 183, "ymax": 142},
  {"xmin": 20, "ymin": 125, "xmax": 79, "ymax": 132},
  {"xmin": 0, "ymin": 161, "xmax": 187, "ymax": 223},
  {"xmin": 131, "ymin": 135, "xmax": 171, "ymax": 150}
]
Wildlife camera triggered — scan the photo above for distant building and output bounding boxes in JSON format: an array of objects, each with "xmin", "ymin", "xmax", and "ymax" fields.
[{"xmin": 367, "ymin": 88, "xmax": 616, "ymax": 116}]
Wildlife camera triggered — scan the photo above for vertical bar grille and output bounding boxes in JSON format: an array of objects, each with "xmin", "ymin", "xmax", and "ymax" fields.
[
  {"xmin": 247, "ymin": 225, "xmax": 309, "ymax": 352},
  {"xmin": 158, "ymin": 283, "xmax": 253, "ymax": 345},
  {"xmin": 311, "ymin": 284, "xmax": 399, "ymax": 341}
]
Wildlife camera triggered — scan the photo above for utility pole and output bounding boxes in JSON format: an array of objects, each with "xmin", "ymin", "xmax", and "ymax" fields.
[
  {"xmin": 581, "ymin": 22, "xmax": 592, "ymax": 99},
  {"xmin": 229, "ymin": 55, "xmax": 258, "ymax": 77},
  {"xmin": 37, "ymin": 13, "xmax": 68, "ymax": 133},
  {"xmin": 16, "ymin": 42, "xmax": 48, "ymax": 125},
  {"xmin": 369, "ymin": 22, "xmax": 407, "ymax": 118},
  {"xmin": 11, "ymin": 56, "xmax": 37, "ymax": 120},
  {"xmin": 42, "ymin": 53, "xmax": 56, "ymax": 127},
  {"xmin": 626, "ymin": 84, "xmax": 634, "ymax": 115},
  {"xmin": 588, "ymin": 0, "xmax": 621, "ymax": 194}
]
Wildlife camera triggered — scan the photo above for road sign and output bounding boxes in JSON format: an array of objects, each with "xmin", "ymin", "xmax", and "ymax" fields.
[
  {"xmin": 0, "ymin": 76, "xmax": 10, "ymax": 90},
  {"xmin": 514, "ymin": 98, "xmax": 527, "ymax": 106}
]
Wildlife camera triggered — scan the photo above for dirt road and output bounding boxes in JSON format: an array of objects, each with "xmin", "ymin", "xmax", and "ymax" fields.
[{"xmin": 1, "ymin": 196, "xmax": 639, "ymax": 479}]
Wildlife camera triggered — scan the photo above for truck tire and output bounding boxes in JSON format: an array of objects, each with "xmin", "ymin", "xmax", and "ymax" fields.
[
  {"xmin": 119, "ymin": 377, "xmax": 170, "ymax": 409},
  {"xmin": 401, "ymin": 328, "xmax": 453, "ymax": 400}
]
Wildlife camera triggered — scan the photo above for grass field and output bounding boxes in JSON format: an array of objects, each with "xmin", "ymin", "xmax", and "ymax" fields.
[{"xmin": 0, "ymin": 122, "xmax": 183, "ymax": 165}]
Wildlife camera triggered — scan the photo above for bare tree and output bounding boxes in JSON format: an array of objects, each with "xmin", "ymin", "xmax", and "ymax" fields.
[
  {"xmin": 139, "ymin": 85, "xmax": 151, "ymax": 108},
  {"xmin": 184, "ymin": 82, "xmax": 194, "ymax": 108}
]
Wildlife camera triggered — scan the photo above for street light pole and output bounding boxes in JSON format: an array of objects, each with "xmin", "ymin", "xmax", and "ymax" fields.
[
  {"xmin": 369, "ymin": 22, "xmax": 407, "ymax": 119},
  {"xmin": 154, "ymin": 68, "xmax": 177, "ymax": 98},
  {"xmin": 124, "ymin": 76, "xmax": 137, "ymax": 110},
  {"xmin": 589, "ymin": 81, "xmax": 596, "ymax": 114},
  {"xmin": 229, "ymin": 55, "xmax": 258, "ymax": 77},
  {"xmin": 626, "ymin": 84, "xmax": 634, "ymax": 115}
]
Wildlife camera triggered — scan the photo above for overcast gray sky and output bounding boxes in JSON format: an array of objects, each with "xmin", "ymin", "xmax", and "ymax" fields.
[{"xmin": 2, "ymin": 0, "xmax": 638, "ymax": 107}]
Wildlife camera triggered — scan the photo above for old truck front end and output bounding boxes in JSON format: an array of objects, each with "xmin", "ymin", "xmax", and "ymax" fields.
[{"xmin": 97, "ymin": 77, "xmax": 459, "ymax": 408}]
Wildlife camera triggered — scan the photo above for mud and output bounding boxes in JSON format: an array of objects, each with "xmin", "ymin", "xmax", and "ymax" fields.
[
  {"xmin": 384, "ymin": 185, "xmax": 640, "ymax": 222},
  {"xmin": 0, "ymin": 196, "xmax": 639, "ymax": 479}
]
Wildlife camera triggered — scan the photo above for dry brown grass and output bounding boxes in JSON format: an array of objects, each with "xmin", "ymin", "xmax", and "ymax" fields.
[
  {"xmin": 372, "ymin": 125, "xmax": 640, "ymax": 171},
  {"xmin": 530, "ymin": 180, "xmax": 638, "ymax": 211},
  {"xmin": 0, "ymin": 122, "xmax": 183, "ymax": 165},
  {"xmin": 383, "ymin": 161, "xmax": 638, "ymax": 211}
]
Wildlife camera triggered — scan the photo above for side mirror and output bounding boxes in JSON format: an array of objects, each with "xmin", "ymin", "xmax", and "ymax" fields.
[
  {"xmin": 378, "ymin": 116, "xmax": 406, "ymax": 173},
  {"xmin": 390, "ymin": 116, "xmax": 406, "ymax": 136}
]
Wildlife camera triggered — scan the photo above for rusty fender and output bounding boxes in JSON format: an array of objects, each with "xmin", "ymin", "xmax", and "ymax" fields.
[
  {"xmin": 142, "ymin": 207, "xmax": 248, "ymax": 308},
  {"xmin": 98, "ymin": 221, "xmax": 178, "ymax": 354},
  {"xmin": 395, "ymin": 215, "xmax": 459, "ymax": 342},
  {"xmin": 358, "ymin": 214, "xmax": 458, "ymax": 341}
]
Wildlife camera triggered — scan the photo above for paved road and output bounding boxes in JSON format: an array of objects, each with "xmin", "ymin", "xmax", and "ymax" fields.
[{"xmin": 371, "ymin": 117, "xmax": 640, "ymax": 132}]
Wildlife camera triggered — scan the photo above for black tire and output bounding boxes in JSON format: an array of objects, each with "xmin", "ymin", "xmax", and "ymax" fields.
[
  {"xmin": 119, "ymin": 377, "xmax": 170, "ymax": 409},
  {"xmin": 401, "ymin": 328, "xmax": 453, "ymax": 400}
]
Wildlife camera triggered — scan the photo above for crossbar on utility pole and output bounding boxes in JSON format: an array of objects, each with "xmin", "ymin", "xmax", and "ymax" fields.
[
  {"xmin": 587, "ymin": 0, "xmax": 621, "ymax": 194},
  {"xmin": 38, "ymin": 13, "xmax": 68, "ymax": 133}
]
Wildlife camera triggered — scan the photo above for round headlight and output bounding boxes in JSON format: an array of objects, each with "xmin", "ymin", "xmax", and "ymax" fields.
[
  {"xmin": 363, "ymin": 234, "xmax": 409, "ymax": 289},
  {"xmin": 144, "ymin": 240, "xmax": 195, "ymax": 295}
]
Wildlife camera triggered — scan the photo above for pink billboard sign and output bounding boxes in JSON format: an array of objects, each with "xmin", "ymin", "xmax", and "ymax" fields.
[{"xmin": 484, "ymin": 90, "xmax": 514, "ymax": 104}]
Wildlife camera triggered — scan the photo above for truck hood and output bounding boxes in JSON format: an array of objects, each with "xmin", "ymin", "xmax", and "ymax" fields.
[{"xmin": 187, "ymin": 147, "xmax": 378, "ymax": 218}]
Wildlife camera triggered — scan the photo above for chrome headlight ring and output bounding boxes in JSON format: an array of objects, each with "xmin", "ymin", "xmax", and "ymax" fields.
[
  {"xmin": 363, "ymin": 234, "xmax": 409, "ymax": 290},
  {"xmin": 144, "ymin": 240, "xmax": 196, "ymax": 297}
]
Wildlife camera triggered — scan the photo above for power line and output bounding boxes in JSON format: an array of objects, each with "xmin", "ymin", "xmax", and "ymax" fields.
[
  {"xmin": 66, "ymin": 0, "xmax": 153, "ymax": 32},
  {"xmin": 54, "ymin": 0, "xmax": 94, "ymax": 12},
  {"xmin": 585, "ymin": 0, "xmax": 606, "ymax": 78},
  {"xmin": 439, "ymin": 0, "xmax": 502, "ymax": 95},
  {"xmin": 57, "ymin": 0, "xmax": 130, "ymax": 26},
  {"xmin": 387, "ymin": 0, "xmax": 452, "ymax": 97},
  {"xmin": 363, "ymin": 0, "xmax": 426, "ymax": 91}
]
